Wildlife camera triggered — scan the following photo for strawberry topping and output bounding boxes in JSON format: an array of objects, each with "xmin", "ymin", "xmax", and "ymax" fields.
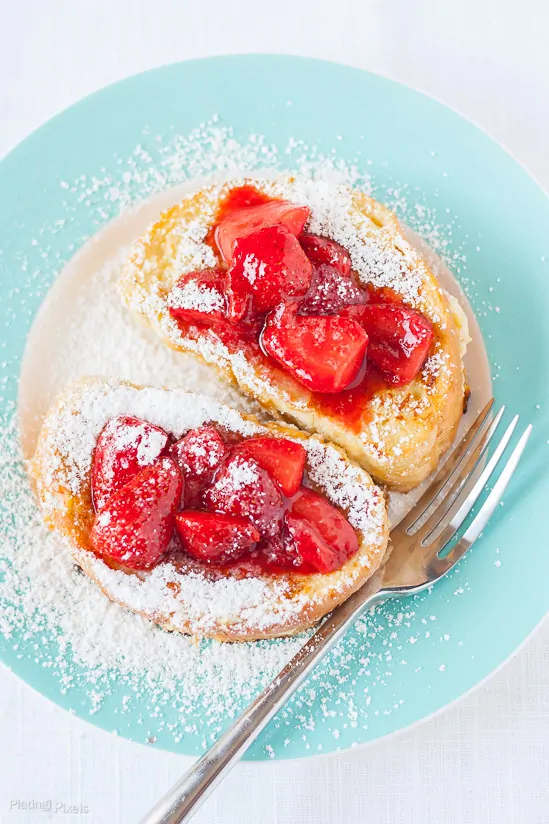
[
  {"xmin": 227, "ymin": 225, "xmax": 312, "ymax": 322},
  {"xmin": 170, "ymin": 425, "xmax": 228, "ymax": 506},
  {"xmin": 285, "ymin": 488, "xmax": 359, "ymax": 573},
  {"xmin": 167, "ymin": 268, "xmax": 227, "ymax": 325},
  {"xmin": 259, "ymin": 534, "xmax": 297, "ymax": 566},
  {"xmin": 175, "ymin": 511, "xmax": 260, "ymax": 565},
  {"xmin": 90, "ymin": 456, "xmax": 183, "ymax": 570},
  {"xmin": 299, "ymin": 233, "xmax": 351, "ymax": 276},
  {"xmin": 91, "ymin": 416, "xmax": 170, "ymax": 512},
  {"xmin": 88, "ymin": 411, "xmax": 362, "ymax": 576},
  {"xmin": 235, "ymin": 436, "xmax": 306, "ymax": 497},
  {"xmin": 261, "ymin": 303, "xmax": 369, "ymax": 393},
  {"xmin": 341, "ymin": 304, "xmax": 434, "ymax": 386},
  {"xmin": 202, "ymin": 453, "xmax": 284, "ymax": 538},
  {"xmin": 299, "ymin": 263, "xmax": 368, "ymax": 316},
  {"xmin": 165, "ymin": 188, "xmax": 437, "ymax": 401},
  {"xmin": 215, "ymin": 196, "xmax": 310, "ymax": 263}
]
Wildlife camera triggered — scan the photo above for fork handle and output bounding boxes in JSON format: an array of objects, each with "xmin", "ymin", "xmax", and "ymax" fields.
[{"xmin": 139, "ymin": 587, "xmax": 387, "ymax": 824}]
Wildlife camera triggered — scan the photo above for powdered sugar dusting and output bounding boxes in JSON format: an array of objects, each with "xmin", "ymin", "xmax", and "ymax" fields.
[
  {"xmin": 0, "ymin": 120, "xmax": 488, "ymax": 756},
  {"xmin": 282, "ymin": 177, "xmax": 427, "ymax": 311},
  {"xmin": 242, "ymin": 253, "xmax": 264, "ymax": 285},
  {"xmin": 167, "ymin": 279, "xmax": 224, "ymax": 315},
  {"xmin": 0, "ymin": 416, "xmax": 310, "ymax": 742},
  {"xmin": 212, "ymin": 453, "xmax": 260, "ymax": 491}
]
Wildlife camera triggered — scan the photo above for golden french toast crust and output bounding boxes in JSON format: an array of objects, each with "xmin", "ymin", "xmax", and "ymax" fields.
[
  {"xmin": 119, "ymin": 177, "xmax": 465, "ymax": 491},
  {"xmin": 31, "ymin": 378, "xmax": 390, "ymax": 642}
]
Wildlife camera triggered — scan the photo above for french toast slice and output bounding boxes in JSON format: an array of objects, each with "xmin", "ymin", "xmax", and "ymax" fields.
[
  {"xmin": 31, "ymin": 378, "xmax": 389, "ymax": 641},
  {"xmin": 119, "ymin": 176, "xmax": 465, "ymax": 491}
]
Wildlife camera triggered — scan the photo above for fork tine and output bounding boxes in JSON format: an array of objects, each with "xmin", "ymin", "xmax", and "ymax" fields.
[
  {"xmin": 431, "ymin": 425, "xmax": 532, "ymax": 575},
  {"xmin": 421, "ymin": 412, "xmax": 518, "ymax": 545},
  {"xmin": 398, "ymin": 398, "xmax": 494, "ymax": 534},
  {"xmin": 407, "ymin": 404, "xmax": 506, "ymax": 541}
]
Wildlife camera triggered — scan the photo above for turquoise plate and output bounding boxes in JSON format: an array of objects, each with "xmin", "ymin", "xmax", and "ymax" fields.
[{"xmin": 0, "ymin": 56, "xmax": 547, "ymax": 760}]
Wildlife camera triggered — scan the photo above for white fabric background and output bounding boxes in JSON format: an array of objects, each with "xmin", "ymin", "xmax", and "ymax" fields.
[{"xmin": 1, "ymin": 1, "xmax": 548, "ymax": 822}]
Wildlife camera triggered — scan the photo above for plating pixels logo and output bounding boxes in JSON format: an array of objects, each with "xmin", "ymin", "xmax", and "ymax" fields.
[{"xmin": 9, "ymin": 799, "xmax": 90, "ymax": 814}]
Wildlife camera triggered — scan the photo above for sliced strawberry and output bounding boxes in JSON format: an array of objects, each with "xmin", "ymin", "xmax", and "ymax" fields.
[
  {"xmin": 90, "ymin": 456, "xmax": 183, "ymax": 571},
  {"xmin": 227, "ymin": 225, "xmax": 312, "ymax": 322},
  {"xmin": 299, "ymin": 263, "xmax": 368, "ymax": 316},
  {"xmin": 235, "ymin": 436, "xmax": 306, "ymax": 497},
  {"xmin": 261, "ymin": 303, "xmax": 369, "ymax": 394},
  {"xmin": 215, "ymin": 197, "xmax": 310, "ymax": 263},
  {"xmin": 175, "ymin": 511, "xmax": 260, "ymax": 565},
  {"xmin": 259, "ymin": 534, "xmax": 305, "ymax": 571},
  {"xmin": 299, "ymin": 234, "xmax": 351, "ymax": 277},
  {"xmin": 202, "ymin": 453, "xmax": 284, "ymax": 538},
  {"xmin": 167, "ymin": 268, "xmax": 227, "ymax": 325},
  {"xmin": 170, "ymin": 425, "xmax": 228, "ymax": 507},
  {"xmin": 341, "ymin": 304, "xmax": 434, "ymax": 386},
  {"xmin": 91, "ymin": 416, "xmax": 170, "ymax": 512},
  {"xmin": 285, "ymin": 488, "xmax": 359, "ymax": 573}
]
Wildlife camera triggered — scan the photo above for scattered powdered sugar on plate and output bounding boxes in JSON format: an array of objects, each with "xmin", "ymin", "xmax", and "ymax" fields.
[
  {"xmin": 0, "ymin": 120, "xmax": 482, "ymax": 756},
  {"xmin": 0, "ymin": 416, "xmax": 309, "ymax": 725}
]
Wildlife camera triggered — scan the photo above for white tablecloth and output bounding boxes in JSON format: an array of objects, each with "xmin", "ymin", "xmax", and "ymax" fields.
[{"xmin": 1, "ymin": 1, "xmax": 548, "ymax": 822}]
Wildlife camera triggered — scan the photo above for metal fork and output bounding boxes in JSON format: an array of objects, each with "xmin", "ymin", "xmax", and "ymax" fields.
[{"xmin": 141, "ymin": 399, "xmax": 531, "ymax": 824}]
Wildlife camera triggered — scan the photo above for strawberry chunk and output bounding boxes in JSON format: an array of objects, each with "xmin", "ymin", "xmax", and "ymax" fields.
[
  {"xmin": 227, "ymin": 225, "xmax": 312, "ymax": 322},
  {"xmin": 91, "ymin": 416, "xmax": 170, "ymax": 512},
  {"xmin": 90, "ymin": 456, "xmax": 183, "ymax": 571},
  {"xmin": 215, "ymin": 198, "xmax": 310, "ymax": 263},
  {"xmin": 261, "ymin": 303, "xmax": 369, "ymax": 394},
  {"xmin": 202, "ymin": 454, "xmax": 284, "ymax": 538},
  {"xmin": 341, "ymin": 304, "xmax": 433, "ymax": 386},
  {"xmin": 259, "ymin": 534, "xmax": 305, "ymax": 571},
  {"xmin": 285, "ymin": 488, "xmax": 359, "ymax": 573},
  {"xmin": 167, "ymin": 268, "xmax": 227, "ymax": 325},
  {"xmin": 175, "ymin": 511, "xmax": 260, "ymax": 565},
  {"xmin": 299, "ymin": 263, "xmax": 367, "ymax": 315},
  {"xmin": 170, "ymin": 425, "xmax": 228, "ymax": 507},
  {"xmin": 299, "ymin": 234, "xmax": 351, "ymax": 277},
  {"xmin": 235, "ymin": 436, "xmax": 306, "ymax": 497}
]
